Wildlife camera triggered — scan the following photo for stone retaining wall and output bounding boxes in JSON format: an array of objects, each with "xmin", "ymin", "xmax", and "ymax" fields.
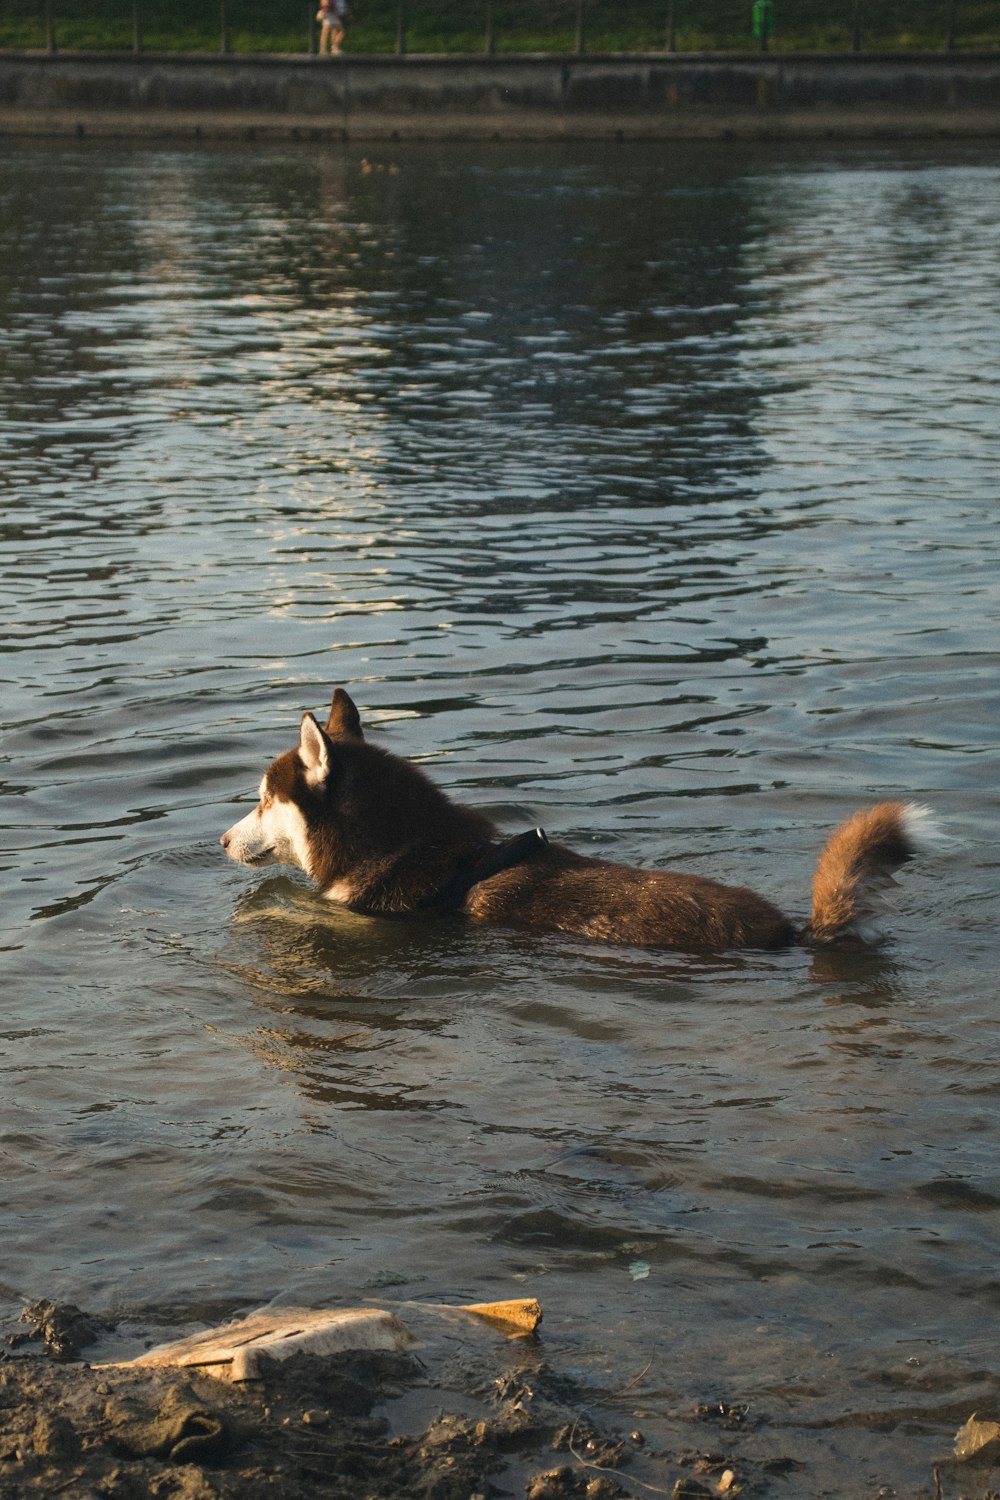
[{"xmin": 2, "ymin": 50, "xmax": 999, "ymax": 138}]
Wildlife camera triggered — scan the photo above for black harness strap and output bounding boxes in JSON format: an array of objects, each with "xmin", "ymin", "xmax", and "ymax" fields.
[
  {"xmin": 344, "ymin": 828, "xmax": 549, "ymax": 921},
  {"xmin": 430, "ymin": 827, "xmax": 549, "ymax": 913}
]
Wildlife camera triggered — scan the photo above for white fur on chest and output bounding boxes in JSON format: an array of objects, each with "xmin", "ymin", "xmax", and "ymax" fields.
[{"xmin": 324, "ymin": 879, "xmax": 356, "ymax": 904}]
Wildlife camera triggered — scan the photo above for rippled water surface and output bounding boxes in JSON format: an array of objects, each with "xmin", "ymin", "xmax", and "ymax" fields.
[{"xmin": 2, "ymin": 136, "xmax": 999, "ymax": 1494}]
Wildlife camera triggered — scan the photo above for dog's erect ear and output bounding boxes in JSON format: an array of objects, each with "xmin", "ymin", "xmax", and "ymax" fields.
[
  {"xmin": 299, "ymin": 712, "xmax": 332, "ymax": 786},
  {"xmin": 325, "ymin": 687, "xmax": 364, "ymax": 741}
]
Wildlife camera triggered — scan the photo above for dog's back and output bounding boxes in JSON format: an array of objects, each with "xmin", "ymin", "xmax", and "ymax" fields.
[{"xmin": 463, "ymin": 845, "xmax": 796, "ymax": 949}]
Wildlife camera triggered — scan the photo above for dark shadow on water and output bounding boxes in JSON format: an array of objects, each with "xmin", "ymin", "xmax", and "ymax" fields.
[
  {"xmin": 227, "ymin": 872, "xmax": 815, "ymax": 996},
  {"xmin": 226, "ymin": 873, "xmax": 487, "ymax": 988},
  {"xmin": 807, "ymin": 937, "xmax": 905, "ymax": 992}
]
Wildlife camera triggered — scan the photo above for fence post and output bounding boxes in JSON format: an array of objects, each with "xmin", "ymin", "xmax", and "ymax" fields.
[
  {"xmin": 575, "ymin": 0, "xmax": 585, "ymax": 55},
  {"xmin": 132, "ymin": 0, "xmax": 142, "ymax": 53},
  {"xmin": 307, "ymin": 1, "xmax": 316, "ymax": 53},
  {"xmin": 484, "ymin": 0, "xmax": 495, "ymax": 55},
  {"xmin": 45, "ymin": 0, "xmax": 56, "ymax": 52},
  {"xmin": 666, "ymin": 0, "xmax": 676, "ymax": 51},
  {"xmin": 946, "ymin": 0, "xmax": 958, "ymax": 48},
  {"xmin": 851, "ymin": 0, "xmax": 862, "ymax": 51},
  {"xmin": 220, "ymin": 0, "xmax": 230, "ymax": 53},
  {"xmin": 396, "ymin": 1, "xmax": 406, "ymax": 54}
]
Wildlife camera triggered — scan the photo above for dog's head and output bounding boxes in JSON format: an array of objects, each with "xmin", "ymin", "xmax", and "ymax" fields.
[
  {"xmin": 220, "ymin": 688, "xmax": 485, "ymax": 898},
  {"xmin": 219, "ymin": 689, "xmax": 366, "ymax": 880}
]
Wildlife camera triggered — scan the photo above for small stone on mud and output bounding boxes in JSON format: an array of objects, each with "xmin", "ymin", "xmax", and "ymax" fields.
[
  {"xmin": 147, "ymin": 1465, "xmax": 219, "ymax": 1500},
  {"xmin": 526, "ymin": 1468, "xmax": 630, "ymax": 1499},
  {"xmin": 672, "ymin": 1479, "xmax": 714, "ymax": 1499}
]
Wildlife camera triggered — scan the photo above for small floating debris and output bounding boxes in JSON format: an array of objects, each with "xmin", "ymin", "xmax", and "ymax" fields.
[{"xmin": 415, "ymin": 1297, "xmax": 542, "ymax": 1336}]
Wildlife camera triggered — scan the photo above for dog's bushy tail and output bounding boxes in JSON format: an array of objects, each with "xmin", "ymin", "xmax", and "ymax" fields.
[{"xmin": 808, "ymin": 802, "xmax": 937, "ymax": 942}]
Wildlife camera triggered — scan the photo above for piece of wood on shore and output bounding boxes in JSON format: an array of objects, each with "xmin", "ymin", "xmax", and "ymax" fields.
[
  {"xmin": 100, "ymin": 1307, "xmax": 413, "ymax": 1382},
  {"xmin": 97, "ymin": 1297, "xmax": 542, "ymax": 1381}
]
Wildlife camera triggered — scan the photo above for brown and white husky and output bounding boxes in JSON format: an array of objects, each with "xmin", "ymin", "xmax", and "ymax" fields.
[{"xmin": 221, "ymin": 688, "xmax": 936, "ymax": 951}]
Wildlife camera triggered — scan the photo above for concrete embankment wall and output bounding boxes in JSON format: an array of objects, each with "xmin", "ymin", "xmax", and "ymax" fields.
[{"xmin": 2, "ymin": 50, "xmax": 1000, "ymax": 140}]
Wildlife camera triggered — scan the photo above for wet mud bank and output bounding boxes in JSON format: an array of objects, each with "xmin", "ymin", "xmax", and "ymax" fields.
[
  {"xmin": 1, "ymin": 50, "xmax": 1000, "ymax": 139},
  {"xmin": 4, "ymin": 1300, "xmax": 999, "ymax": 1499},
  {"xmin": 0, "ymin": 1300, "xmax": 758, "ymax": 1500}
]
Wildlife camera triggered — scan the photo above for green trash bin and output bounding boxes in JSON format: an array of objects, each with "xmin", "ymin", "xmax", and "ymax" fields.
[{"xmin": 752, "ymin": 0, "xmax": 774, "ymax": 48}]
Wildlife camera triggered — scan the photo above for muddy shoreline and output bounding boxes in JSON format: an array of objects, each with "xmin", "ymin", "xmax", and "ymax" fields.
[
  {"xmin": 5, "ymin": 1299, "xmax": 1000, "ymax": 1497},
  {"xmin": 0, "ymin": 1300, "xmax": 760, "ymax": 1499}
]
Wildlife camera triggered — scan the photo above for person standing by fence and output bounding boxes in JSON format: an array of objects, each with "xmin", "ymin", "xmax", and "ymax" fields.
[{"xmin": 317, "ymin": 0, "xmax": 350, "ymax": 54}]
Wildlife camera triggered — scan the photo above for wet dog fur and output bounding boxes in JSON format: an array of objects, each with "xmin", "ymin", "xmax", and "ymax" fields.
[{"xmin": 220, "ymin": 689, "xmax": 935, "ymax": 951}]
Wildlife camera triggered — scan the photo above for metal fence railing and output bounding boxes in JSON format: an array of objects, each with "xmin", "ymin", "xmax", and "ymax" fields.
[{"xmin": 2, "ymin": 0, "xmax": 995, "ymax": 56}]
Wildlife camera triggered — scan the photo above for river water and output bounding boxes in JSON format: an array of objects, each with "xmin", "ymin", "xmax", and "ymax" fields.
[{"xmin": 1, "ymin": 136, "xmax": 999, "ymax": 1494}]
